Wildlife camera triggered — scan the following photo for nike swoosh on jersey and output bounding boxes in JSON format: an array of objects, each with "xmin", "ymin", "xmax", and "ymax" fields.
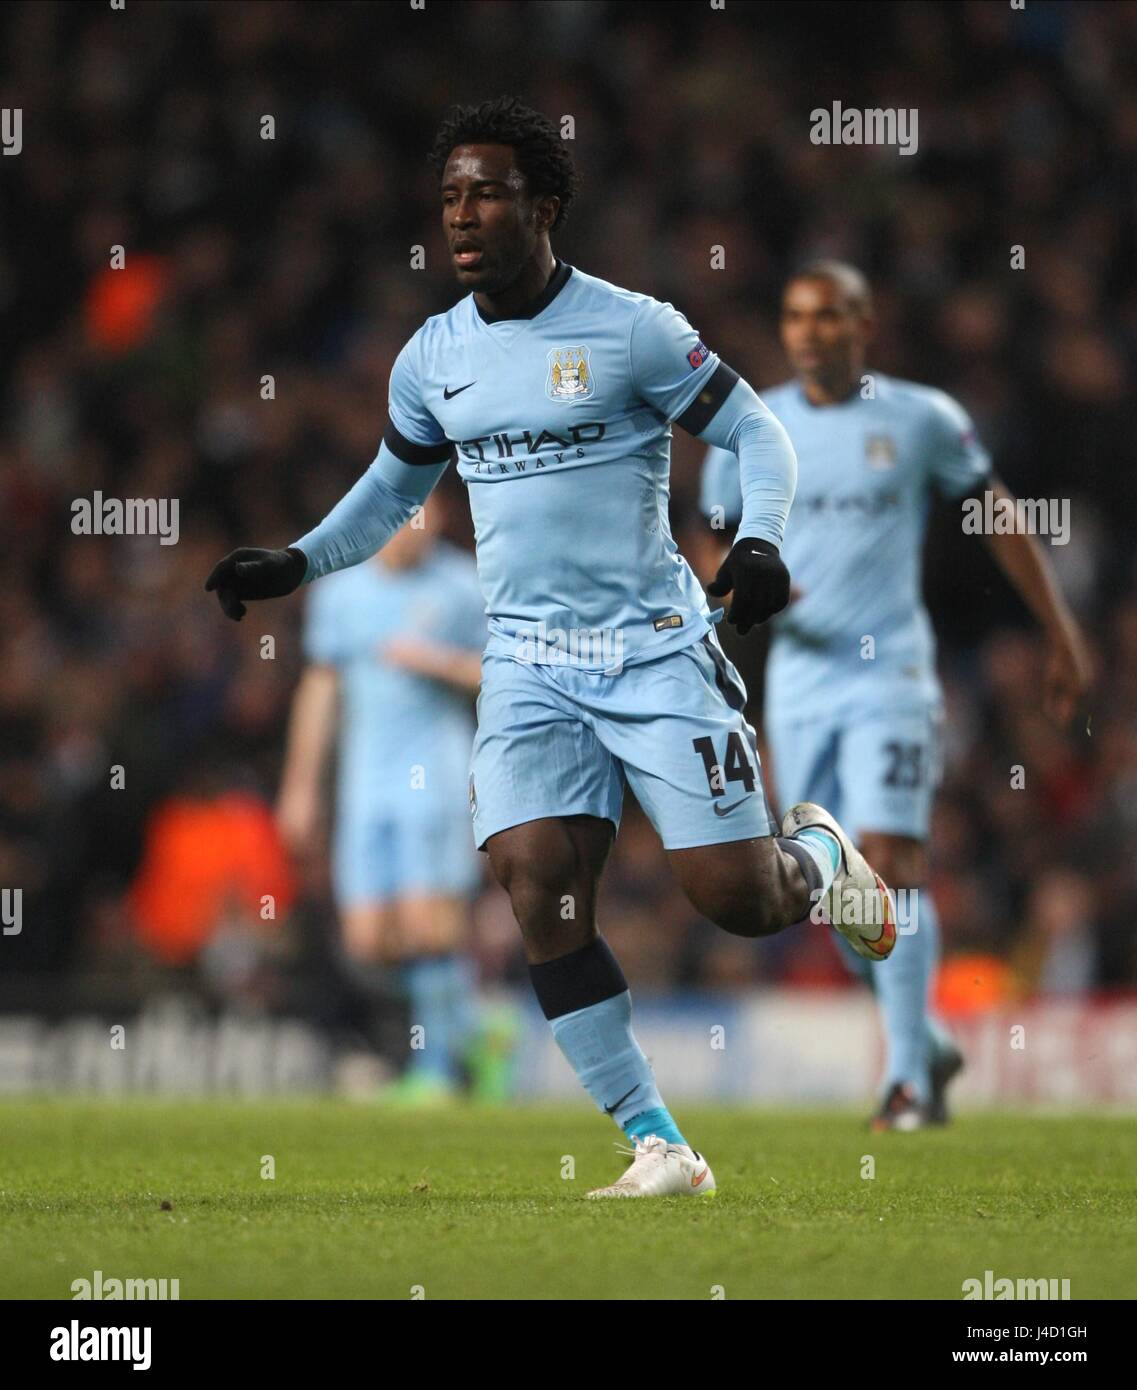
[
  {"xmin": 443, "ymin": 382, "xmax": 476, "ymax": 399},
  {"xmin": 713, "ymin": 796, "xmax": 752, "ymax": 817}
]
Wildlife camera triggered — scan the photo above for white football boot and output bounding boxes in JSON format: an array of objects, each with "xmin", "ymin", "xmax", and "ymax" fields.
[
  {"xmin": 586, "ymin": 1134, "xmax": 716, "ymax": 1199},
  {"xmin": 782, "ymin": 802, "xmax": 897, "ymax": 962}
]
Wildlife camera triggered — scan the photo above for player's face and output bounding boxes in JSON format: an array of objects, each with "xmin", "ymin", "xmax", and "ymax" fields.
[
  {"xmin": 780, "ymin": 277, "xmax": 869, "ymax": 382},
  {"xmin": 441, "ymin": 144, "xmax": 550, "ymax": 294}
]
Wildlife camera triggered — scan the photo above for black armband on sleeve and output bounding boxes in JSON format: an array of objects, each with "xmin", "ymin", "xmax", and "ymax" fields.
[
  {"xmin": 675, "ymin": 362, "xmax": 740, "ymax": 435},
  {"xmin": 383, "ymin": 421, "xmax": 454, "ymax": 467}
]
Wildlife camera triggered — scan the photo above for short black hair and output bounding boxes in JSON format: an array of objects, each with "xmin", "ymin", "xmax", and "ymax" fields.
[
  {"xmin": 428, "ymin": 96, "xmax": 580, "ymax": 232},
  {"xmin": 787, "ymin": 260, "xmax": 873, "ymax": 315}
]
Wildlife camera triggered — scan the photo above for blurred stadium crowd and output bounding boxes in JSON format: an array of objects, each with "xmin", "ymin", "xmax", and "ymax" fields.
[{"xmin": 1, "ymin": 1, "xmax": 1135, "ymax": 1025}]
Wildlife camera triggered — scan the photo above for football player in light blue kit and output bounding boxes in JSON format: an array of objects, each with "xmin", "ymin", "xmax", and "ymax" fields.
[
  {"xmin": 277, "ymin": 510, "xmax": 487, "ymax": 1102},
  {"xmin": 207, "ymin": 100, "xmax": 898, "ymax": 1197},
  {"xmin": 700, "ymin": 262, "xmax": 1091, "ymax": 1128}
]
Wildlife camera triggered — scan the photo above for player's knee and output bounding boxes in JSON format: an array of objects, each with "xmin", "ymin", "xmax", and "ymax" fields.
[
  {"xmin": 487, "ymin": 832, "xmax": 582, "ymax": 929},
  {"xmin": 341, "ymin": 907, "xmax": 397, "ymax": 964}
]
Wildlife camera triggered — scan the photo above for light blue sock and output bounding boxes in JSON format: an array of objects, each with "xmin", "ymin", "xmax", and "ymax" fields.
[
  {"xmin": 624, "ymin": 1106, "xmax": 686, "ymax": 1147},
  {"xmin": 874, "ymin": 887, "xmax": 939, "ymax": 1104},
  {"xmin": 402, "ymin": 954, "xmax": 472, "ymax": 1084},
  {"xmin": 791, "ymin": 826, "xmax": 842, "ymax": 892},
  {"xmin": 550, "ymin": 992, "xmax": 686, "ymax": 1146},
  {"xmin": 445, "ymin": 953, "xmax": 478, "ymax": 1065}
]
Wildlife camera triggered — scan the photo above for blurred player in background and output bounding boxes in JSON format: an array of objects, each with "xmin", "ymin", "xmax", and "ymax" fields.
[
  {"xmin": 276, "ymin": 508, "xmax": 487, "ymax": 1104},
  {"xmin": 699, "ymin": 261, "xmax": 1092, "ymax": 1129},
  {"xmin": 207, "ymin": 98, "xmax": 900, "ymax": 1199}
]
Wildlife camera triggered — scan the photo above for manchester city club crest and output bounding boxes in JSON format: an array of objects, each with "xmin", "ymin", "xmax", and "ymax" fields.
[
  {"xmin": 864, "ymin": 433, "xmax": 898, "ymax": 470},
  {"xmin": 546, "ymin": 345, "xmax": 594, "ymax": 402}
]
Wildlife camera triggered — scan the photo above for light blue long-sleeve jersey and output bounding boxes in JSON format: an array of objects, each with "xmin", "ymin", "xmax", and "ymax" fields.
[
  {"xmin": 302, "ymin": 542, "xmax": 486, "ymax": 816},
  {"xmin": 294, "ymin": 260, "xmax": 796, "ymax": 671},
  {"xmin": 700, "ymin": 374, "xmax": 991, "ymax": 716}
]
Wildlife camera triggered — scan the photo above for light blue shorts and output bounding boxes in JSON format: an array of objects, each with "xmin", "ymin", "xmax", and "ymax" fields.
[
  {"xmin": 765, "ymin": 703, "xmax": 944, "ymax": 842},
  {"xmin": 333, "ymin": 807, "xmax": 482, "ymax": 906},
  {"xmin": 469, "ymin": 627, "xmax": 778, "ymax": 852}
]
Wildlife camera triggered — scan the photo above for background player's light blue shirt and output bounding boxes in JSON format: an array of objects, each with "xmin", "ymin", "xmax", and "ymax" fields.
[
  {"xmin": 700, "ymin": 374, "xmax": 991, "ymax": 718},
  {"xmin": 302, "ymin": 541, "xmax": 485, "ymax": 817},
  {"xmin": 389, "ymin": 262, "xmax": 749, "ymax": 671}
]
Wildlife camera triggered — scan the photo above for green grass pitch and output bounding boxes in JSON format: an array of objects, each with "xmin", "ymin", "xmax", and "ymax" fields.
[{"xmin": 1, "ymin": 1100, "xmax": 1133, "ymax": 1300}]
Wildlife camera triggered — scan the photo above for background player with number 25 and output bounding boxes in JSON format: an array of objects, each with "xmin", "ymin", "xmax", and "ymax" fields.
[{"xmin": 700, "ymin": 263, "xmax": 1092, "ymax": 1131}]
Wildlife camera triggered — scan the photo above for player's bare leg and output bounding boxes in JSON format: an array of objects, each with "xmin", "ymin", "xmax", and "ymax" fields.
[
  {"xmin": 399, "ymin": 893, "xmax": 468, "ymax": 958},
  {"xmin": 668, "ymin": 803, "xmax": 897, "ymax": 962},
  {"xmin": 485, "ymin": 813, "xmax": 613, "ymax": 963},
  {"xmin": 487, "ymin": 814, "xmax": 714, "ymax": 1198},
  {"xmin": 668, "ymin": 834, "xmax": 812, "ymax": 937},
  {"xmin": 342, "ymin": 902, "xmax": 399, "ymax": 963}
]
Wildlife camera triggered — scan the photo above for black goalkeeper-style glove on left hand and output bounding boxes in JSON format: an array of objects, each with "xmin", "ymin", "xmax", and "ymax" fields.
[
  {"xmin": 706, "ymin": 538, "xmax": 791, "ymax": 636},
  {"xmin": 205, "ymin": 546, "xmax": 308, "ymax": 621}
]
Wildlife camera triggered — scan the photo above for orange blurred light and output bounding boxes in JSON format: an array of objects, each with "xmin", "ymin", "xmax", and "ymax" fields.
[
  {"xmin": 128, "ymin": 791, "xmax": 296, "ymax": 966},
  {"xmin": 84, "ymin": 253, "xmax": 168, "ymax": 354},
  {"xmin": 933, "ymin": 953, "xmax": 1014, "ymax": 1016}
]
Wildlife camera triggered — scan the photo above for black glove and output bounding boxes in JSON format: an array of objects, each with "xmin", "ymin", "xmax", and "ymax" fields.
[
  {"xmin": 706, "ymin": 537, "xmax": 790, "ymax": 636},
  {"xmin": 205, "ymin": 546, "xmax": 308, "ymax": 621}
]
